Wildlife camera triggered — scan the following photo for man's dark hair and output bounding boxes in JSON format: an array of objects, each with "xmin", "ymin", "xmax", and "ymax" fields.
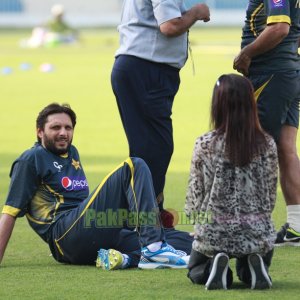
[{"xmin": 36, "ymin": 103, "xmax": 77, "ymax": 143}]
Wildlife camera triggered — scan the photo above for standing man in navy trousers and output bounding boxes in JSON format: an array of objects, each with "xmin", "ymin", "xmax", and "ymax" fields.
[{"xmin": 111, "ymin": 0, "xmax": 210, "ymax": 227}]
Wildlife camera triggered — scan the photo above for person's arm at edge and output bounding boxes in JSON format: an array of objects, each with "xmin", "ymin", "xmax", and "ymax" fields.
[
  {"xmin": 268, "ymin": 137, "xmax": 279, "ymax": 212},
  {"xmin": 160, "ymin": 3, "xmax": 210, "ymax": 37},
  {"xmin": 0, "ymin": 213, "xmax": 16, "ymax": 265},
  {"xmin": 185, "ymin": 138, "xmax": 205, "ymax": 218},
  {"xmin": 233, "ymin": 22, "xmax": 290, "ymax": 75}
]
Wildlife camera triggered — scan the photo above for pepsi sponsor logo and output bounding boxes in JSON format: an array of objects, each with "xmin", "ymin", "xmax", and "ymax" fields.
[
  {"xmin": 61, "ymin": 176, "xmax": 88, "ymax": 191},
  {"xmin": 272, "ymin": 0, "xmax": 283, "ymax": 6}
]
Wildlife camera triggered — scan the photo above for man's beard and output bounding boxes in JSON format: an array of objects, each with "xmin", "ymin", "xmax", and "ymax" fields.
[{"xmin": 42, "ymin": 135, "xmax": 72, "ymax": 155}]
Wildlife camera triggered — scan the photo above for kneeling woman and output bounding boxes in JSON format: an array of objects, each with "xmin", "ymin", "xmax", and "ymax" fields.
[{"xmin": 185, "ymin": 74, "xmax": 277, "ymax": 290}]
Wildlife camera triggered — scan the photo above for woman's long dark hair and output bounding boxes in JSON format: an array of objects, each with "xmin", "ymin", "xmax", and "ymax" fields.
[{"xmin": 211, "ymin": 74, "xmax": 267, "ymax": 167}]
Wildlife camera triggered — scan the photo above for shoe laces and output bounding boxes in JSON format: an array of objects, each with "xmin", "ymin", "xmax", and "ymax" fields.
[{"xmin": 161, "ymin": 243, "xmax": 187, "ymax": 256}]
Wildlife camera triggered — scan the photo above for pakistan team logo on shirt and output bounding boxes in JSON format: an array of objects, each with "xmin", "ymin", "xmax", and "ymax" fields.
[{"xmin": 72, "ymin": 159, "xmax": 81, "ymax": 170}]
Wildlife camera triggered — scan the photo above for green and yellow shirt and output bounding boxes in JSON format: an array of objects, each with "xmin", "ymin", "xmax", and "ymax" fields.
[
  {"xmin": 2, "ymin": 143, "xmax": 89, "ymax": 242},
  {"xmin": 241, "ymin": 0, "xmax": 300, "ymax": 73}
]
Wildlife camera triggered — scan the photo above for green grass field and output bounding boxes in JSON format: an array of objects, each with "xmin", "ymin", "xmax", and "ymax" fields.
[{"xmin": 0, "ymin": 28, "xmax": 299, "ymax": 299}]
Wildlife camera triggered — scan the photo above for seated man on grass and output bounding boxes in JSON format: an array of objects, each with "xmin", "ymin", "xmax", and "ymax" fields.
[{"xmin": 0, "ymin": 103, "xmax": 192, "ymax": 270}]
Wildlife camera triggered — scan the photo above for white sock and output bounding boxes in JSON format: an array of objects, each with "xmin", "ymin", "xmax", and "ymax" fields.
[
  {"xmin": 146, "ymin": 241, "xmax": 162, "ymax": 252},
  {"xmin": 287, "ymin": 205, "xmax": 300, "ymax": 232},
  {"xmin": 121, "ymin": 254, "xmax": 129, "ymax": 269}
]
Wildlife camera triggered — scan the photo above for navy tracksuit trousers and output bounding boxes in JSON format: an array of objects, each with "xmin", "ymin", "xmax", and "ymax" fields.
[
  {"xmin": 111, "ymin": 55, "xmax": 180, "ymax": 207},
  {"xmin": 49, "ymin": 158, "xmax": 192, "ymax": 266}
]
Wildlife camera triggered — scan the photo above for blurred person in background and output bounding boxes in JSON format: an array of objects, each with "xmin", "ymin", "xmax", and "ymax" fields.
[{"xmin": 21, "ymin": 3, "xmax": 78, "ymax": 48}]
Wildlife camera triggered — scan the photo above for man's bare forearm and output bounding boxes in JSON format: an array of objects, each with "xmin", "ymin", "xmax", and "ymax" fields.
[
  {"xmin": 233, "ymin": 22, "xmax": 290, "ymax": 75},
  {"xmin": 0, "ymin": 214, "xmax": 16, "ymax": 265},
  {"xmin": 160, "ymin": 4, "xmax": 210, "ymax": 37},
  {"xmin": 242, "ymin": 23, "xmax": 289, "ymax": 58}
]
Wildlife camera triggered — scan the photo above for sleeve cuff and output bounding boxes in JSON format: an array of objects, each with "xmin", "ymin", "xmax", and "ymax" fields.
[
  {"xmin": 2, "ymin": 205, "xmax": 21, "ymax": 217},
  {"xmin": 267, "ymin": 15, "xmax": 291, "ymax": 25}
]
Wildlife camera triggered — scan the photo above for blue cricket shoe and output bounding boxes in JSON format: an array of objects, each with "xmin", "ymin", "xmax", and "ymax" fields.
[{"xmin": 138, "ymin": 242, "xmax": 189, "ymax": 269}]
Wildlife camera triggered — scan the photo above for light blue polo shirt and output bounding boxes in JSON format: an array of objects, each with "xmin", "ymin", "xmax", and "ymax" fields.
[{"xmin": 115, "ymin": 0, "xmax": 188, "ymax": 69}]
